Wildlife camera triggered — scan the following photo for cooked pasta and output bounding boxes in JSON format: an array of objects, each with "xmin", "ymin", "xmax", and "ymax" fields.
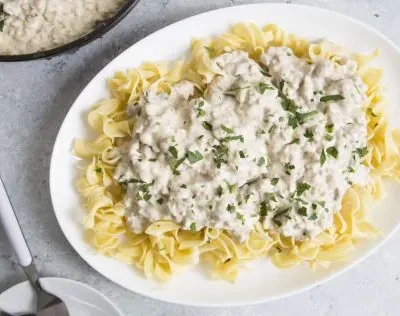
[{"xmin": 73, "ymin": 23, "xmax": 400, "ymax": 282}]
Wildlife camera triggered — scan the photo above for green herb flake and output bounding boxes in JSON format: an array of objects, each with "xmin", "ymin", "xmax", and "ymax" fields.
[
  {"xmin": 284, "ymin": 162, "xmax": 295, "ymax": 175},
  {"xmin": 236, "ymin": 213, "xmax": 245, "ymax": 224},
  {"xmin": 180, "ymin": 184, "xmax": 187, "ymax": 188},
  {"xmin": 298, "ymin": 207, "xmax": 308, "ymax": 216},
  {"xmin": 257, "ymin": 82, "xmax": 274, "ymax": 94},
  {"xmin": 202, "ymin": 121, "xmax": 213, "ymax": 131},
  {"xmin": 95, "ymin": 168, "xmax": 102, "ymax": 174},
  {"xmin": 222, "ymin": 135, "xmax": 244, "ymax": 143},
  {"xmin": 266, "ymin": 193, "xmax": 277, "ymax": 202},
  {"xmin": 356, "ymin": 147, "xmax": 369, "ymax": 158},
  {"xmin": 320, "ymin": 94, "xmax": 345, "ymax": 102},
  {"xmin": 325, "ymin": 134, "xmax": 334, "ymax": 141},
  {"xmin": 312, "ymin": 203, "xmax": 317, "ymax": 210},
  {"xmin": 156, "ymin": 198, "xmax": 164, "ymax": 204},
  {"xmin": 221, "ymin": 124, "xmax": 234, "ymax": 134},
  {"xmin": 257, "ymin": 157, "xmax": 266, "ymax": 167},
  {"xmin": 187, "ymin": 150, "xmax": 203, "ymax": 164},
  {"xmin": 227, "ymin": 204, "xmax": 236, "ymax": 213},
  {"xmin": 304, "ymin": 129, "xmax": 314, "ymax": 139},
  {"xmin": 272, "ymin": 218, "xmax": 282, "ymax": 227},
  {"xmin": 190, "ymin": 222, "xmax": 197, "ymax": 233},
  {"xmin": 227, "ymin": 182, "xmax": 237, "ymax": 193},
  {"xmin": 216, "ymin": 185, "xmax": 223, "ymax": 197},
  {"xmin": 260, "ymin": 201, "xmax": 268, "ymax": 216},
  {"xmin": 326, "ymin": 147, "xmax": 338, "ymax": 159},
  {"xmin": 239, "ymin": 150, "xmax": 246, "ymax": 158},
  {"xmin": 320, "ymin": 149, "xmax": 326, "ymax": 166},
  {"xmin": 271, "ymin": 178, "xmax": 279, "ymax": 185},
  {"xmin": 308, "ymin": 214, "xmax": 318, "ymax": 221},
  {"xmin": 326, "ymin": 124, "xmax": 334, "ymax": 133},
  {"xmin": 296, "ymin": 182, "xmax": 311, "ymax": 196},
  {"xmin": 348, "ymin": 167, "xmax": 355, "ymax": 173},
  {"xmin": 168, "ymin": 146, "xmax": 178, "ymax": 158}
]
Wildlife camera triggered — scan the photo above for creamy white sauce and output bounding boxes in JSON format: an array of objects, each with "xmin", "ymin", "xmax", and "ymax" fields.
[
  {"xmin": 0, "ymin": 0, "xmax": 125, "ymax": 55},
  {"xmin": 115, "ymin": 47, "xmax": 369, "ymax": 242}
]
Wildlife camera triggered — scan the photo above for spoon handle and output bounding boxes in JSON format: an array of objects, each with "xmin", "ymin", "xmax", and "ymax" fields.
[{"xmin": 0, "ymin": 175, "xmax": 33, "ymax": 268}]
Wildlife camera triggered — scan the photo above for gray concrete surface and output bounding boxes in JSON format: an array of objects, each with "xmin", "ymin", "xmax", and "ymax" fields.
[{"xmin": 1, "ymin": 0, "xmax": 400, "ymax": 315}]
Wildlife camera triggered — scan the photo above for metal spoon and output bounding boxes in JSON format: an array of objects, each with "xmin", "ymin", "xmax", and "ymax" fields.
[{"xmin": 0, "ymin": 175, "xmax": 69, "ymax": 316}]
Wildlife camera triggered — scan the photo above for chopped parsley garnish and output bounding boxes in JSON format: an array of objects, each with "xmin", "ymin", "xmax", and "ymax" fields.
[
  {"xmin": 320, "ymin": 149, "xmax": 326, "ymax": 166},
  {"xmin": 304, "ymin": 129, "xmax": 314, "ymax": 139},
  {"xmin": 226, "ymin": 182, "xmax": 238, "ymax": 193},
  {"xmin": 190, "ymin": 222, "xmax": 197, "ymax": 232},
  {"xmin": 320, "ymin": 94, "xmax": 345, "ymax": 102},
  {"xmin": 257, "ymin": 157, "xmax": 266, "ymax": 167},
  {"xmin": 180, "ymin": 184, "xmax": 187, "ymax": 188},
  {"xmin": 187, "ymin": 150, "xmax": 203, "ymax": 164},
  {"xmin": 236, "ymin": 213, "xmax": 245, "ymax": 224},
  {"xmin": 367, "ymin": 107, "xmax": 378, "ymax": 117},
  {"xmin": 227, "ymin": 204, "xmax": 236, "ymax": 213},
  {"xmin": 272, "ymin": 218, "xmax": 282, "ymax": 227},
  {"xmin": 298, "ymin": 207, "xmax": 308, "ymax": 216},
  {"xmin": 312, "ymin": 203, "xmax": 317, "ymax": 210},
  {"xmin": 271, "ymin": 178, "xmax": 279, "ymax": 185},
  {"xmin": 288, "ymin": 116, "xmax": 299, "ymax": 129},
  {"xmin": 239, "ymin": 150, "xmax": 246, "ymax": 158},
  {"xmin": 355, "ymin": 147, "xmax": 369, "ymax": 158},
  {"xmin": 326, "ymin": 147, "xmax": 338, "ymax": 159},
  {"xmin": 195, "ymin": 100, "xmax": 206, "ymax": 117},
  {"xmin": 202, "ymin": 121, "xmax": 213, "ymax": 131},
  {"xmin": 288, "ymin": 138, "xmax": 300, "ymax": 145},
  {"xmin": 221, "ymin": 124, "xmax": 234, "ymax": 134},
  {"xmin": 168, "ymin": 146, "xmax": 178, "ymax": 158},
  {"xmin": 325, "ymin": 124, "xmax": 334, "ymax": 133},
  {"xmin": 273, "ymin": 208, "xmax": 291, "ymax": 219},
  {"xmin": 0, "ymin": 20, "xmax": 4, "ymax": 32},
  {"xmin": 170, "ymin": 153, "xmax": 187, "ymax": 174},
  {"xmin": 266, "ymin": 193, "xmax": 277, "ymax": 202},
  {"xmin": 171, "ymin": 136, "xmax": 176, "ymax": 143},
  {"xmin": 217, "ymin": 185, "xmax": 223, "ymax": 197},
  {"xmin": 281, "ymin": 98, "xmax": 298, "ymax": 113},
  {"xmin": 284, "ymin": 162, "xmax": 295, "ymax": 175},
  {"xmin": 156, "ymin": 198, "xmax": 164, "ymax": 204},
  {"xmin": 222, "ymin": 135, "xmax": 244, "ymax": 143},
  {"xmin": 296, "ymin": 182, "xmax": 311, "ymax": 196},
  {"xmin": 325, "ymin": 134, "xmax": 334, "ymax": 141},
  {"xmin": 149, "ymin": 158, "xmax": 157, "ymax": 162},
  {"xmin": 257, "ymin": 82, "xmax": 274, "ymax": 94},
  {"xmin": 348, "ymin": 167, "xmax": 355, "ymax": 173},
  {"xmin": 95, "ymin": 168, "xmax": 102, "ymax": 174},
  {"xmin": 260, "ymin": 201, "xmax": 268, "ymax": 216},
  {"xmin": 308, "ymin": 214, "xmax": 318, "ymax": 221},
  {"xmin": 286, "ymin": 109, "xmax": 318, "ymax": 129},
  {"xmin": 212, "ymin": 143, "xmax": 229, "ymax": 168}
]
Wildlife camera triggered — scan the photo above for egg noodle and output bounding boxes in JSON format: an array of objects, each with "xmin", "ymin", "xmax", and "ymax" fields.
[{"xmin": 73, "ymin": 22, "xmax": 400, "ymax": 282}]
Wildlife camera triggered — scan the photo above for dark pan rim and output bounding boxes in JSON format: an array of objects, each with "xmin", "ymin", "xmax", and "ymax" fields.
[{"xmin": 0, "ymin": 0, "xmax": 140, "ymax": 62}]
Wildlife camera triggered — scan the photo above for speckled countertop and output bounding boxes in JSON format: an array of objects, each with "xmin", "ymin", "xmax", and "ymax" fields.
[{"xmin": 1, "ymin": 0, "xmax": 400, "ymax": 315}]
